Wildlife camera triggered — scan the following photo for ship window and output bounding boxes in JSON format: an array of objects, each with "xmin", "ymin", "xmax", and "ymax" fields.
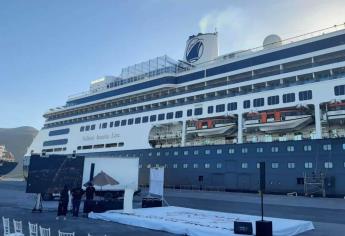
[
  {"xmin": 80, "ymin": 126, "xmax": 85, "ymax": 132},
  {"xmin": 148, "ymin": 152, "xmax": 152, "ymax": 156},
  {"xmin": 216, "ymin": 163, "xmax": 222, "ymax": 169},
  {"xmin": 256, "ymin": 163, "xmax": 260, "ymax": 169},
  {"xmin": 118, "ymin": 142, "xmax": 124, "ymax": 147},
  {"xmin": 205, "ymin": 149, "xmax": 211, "ymax": 155},
  {"xmin": 268, "ymin": 95, "xmax": 279, "ymax": 105},
  {"xmin": 304, "ymin": 162, "xmax": 313, "ymax": 169},
  {"xmin": 128, "ymin": 118, "xmax": 134, "ymax": 125},
  {"xmin": 175, "ymin": 111, "xmax": 183, "ymax": 118},
  {"xmin": 150, "ymin": 115, "xmax": 157, "ymax": 122},
  {"xmin": 334, "ymin": 85, "xmax": 345, "ymax": 96},
  {"xmin": 242, "ymin": 148, "xmax": 248, "ymax": 154},
  {"xmin": 287, "ymin": 146, "xmax": 295, "ymax": 152},
  {"xmin": 303, "ymin": 145, "xmax": 312, "ymax": 151},
  {"xmin": 256, "ymin": 147, "xmax": 263, "ymax": 153},
  {"xmin": 110, "ymin": 122, "xmax": 114, "ymax": 128},
  {"xmin": 241, "ymin": 163, "xmax": 248, "ymax": 169},
  {"xmin": 205, "ymin": 163, "xmax": 210, "ymax": 169},
  {"xmin": 167, "ymin": 112, "xmax": 174, "ymax": 120},
  {"xmin": 85, "ymin": 125, "xmax": 90, "ymax": 131},
  {"xmin": 102, "ymin": 123, "xmax": 107, "ymax": 129},
  {"xmin": 323, "ymin": 144, "xmax": 332, "ymax": 151},
  {"xmin": 82, "ymin": 145, "xmax": 92, "ymax": 150},
  {"xmin": 183, "ymin": 164, "xmax": 188, "ymax": 169},
  {"xmin": 193, "ymin": 163, "xmax": 198, "ymax": 168},
  {"xmin": 173, "ymin": 151, "xmax": 178, "ymax": 156},
  {"xmin": 158, "ymin": 113, "xmax": 165, "ymax": 121},
  {"xmin": 121, "ymin": 120, "xmax": 126, "ymax": 126},
  {"xmin": 208, "ymin": 106, "xmax": 214, "ymax": 114},
  {"xmin": 253, "ymin": 98, "xmax": 264, "ymax": 107},
  {"xmin": 271, "ymin": 147, "xmax": 279, "ymax": 152},
  {"xmin": 187, "ymin": 109, "xmax": 193, "ymax": 117},
  {"xmin": 194, "ymin": 107, "xmax": 203, "ymax": 116},
  {"xmin": 216, "ymin": 104, "xmax": 225, "ymax": 112},
  {"xmin": 184, "ymin": 150, "xmax": 189, "ymax": 155},
  {"xmin": 173, "ymin": 164, "xmax": 178, "ymax": 169},
  {"xmin": 271, "ymin": 163, "xmax": 279, "ymax": 169},
  {"xmin": 324, "ymin": 162, "xmax": 333, "ymax": 169},
  {"xmin": 114, "ymin": 121, "xmax": 120, "ymax": 127},
  {"xmin": 91, "ymin": 124, "xmax": 95, "ymax": 130},
  {"xmin": 147, "ymin": 164, "xmax": 151, "ymax": 169},
  {"xmin": 77, "ymin": 146, "xmax": 81, "ymax": 150},
  {"xmin": 283, "ymin": 93, "xmax": 295, "ymax": 103},
  {"xmin": 93, "ymin": 144, "xmax": 104, "ymax": 149},
  {"xmin": 229, "ymin": 148, "xmax": 235, "ymax": 154},
  {"xmin": 217, "ymin": 149, "xmax": 222, "ymax": 154},
  {"xmin": 343, "ymin": 144, "xmax": 345, "ymax": 150},
  {"xmin": 299, "ymin": 90, "xmax": 312, "ymax": 101},
  {"xmin": 227, "ymin": 102, "xmax": 237, "ymax": 111},
  {"xmin": 165, "ymin": 151, "xmax": 169, "ymax": 156},
  {"xmin": 135, "ymin": 117, "xmax": 141, "ymax": 124},
  {"xmin": 243, "ymin": 100, "xmax": 250, "ymax": 109},
  {"xmin": 142, "ymin": 116, "xmax": 149, "ymax": 123},
  {"xmin": 288, "ymin": 162, "xmax": 296, "ymax": 169},
  {"xmin": 105, "ymin": 143, "xmax": 117, "ymax": 148},
  {"xmin": 194, "ymin": 150, "xmax": 199, "ymax": 155},
  {"xmin": 156, "ymin": 152, "xmax": 161, "ymax": 156}
]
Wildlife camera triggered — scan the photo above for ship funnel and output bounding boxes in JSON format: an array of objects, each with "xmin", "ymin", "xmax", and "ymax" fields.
[{"xmin": 184, "ymin": 32, "xmax": 218, "ymax": 65}]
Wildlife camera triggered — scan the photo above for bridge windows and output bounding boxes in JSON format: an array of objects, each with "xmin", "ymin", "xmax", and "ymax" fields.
[
  {"xmin": 158, "ymin": 113, "xmax": 165, "ymax": 121},
  {"xmin": 142, "ymin": 116, "xmax": 149, "ymax": 123},
  {"xmin": 187, "ymin": 109, "xmax": 193, "ymax": 117},
  {"xmin": 121, "ymin": 120, "xmax": 127, "ymax": 126},
  {"xmin": 114, "ymin": 120, "xmax": 120, "ymax": 127},
  {"xmin": 166, "ymin": 112, "xmax": 174, "ymax": 120},
  {"xmin": 128, "ymin": 118, "xmax": 134, "ymax": 125},
  {"xmin": 135, "ymin": 117, "xmax": 141, "ymax": 124},
  {"xmin": 150, "ymin": 115, "xmax": 157, "ymax": 122}
]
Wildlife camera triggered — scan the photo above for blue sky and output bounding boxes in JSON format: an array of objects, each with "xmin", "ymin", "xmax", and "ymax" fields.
[{"xmin": 0, "ymin": 0, "xmax": 344, "ymax": 129}]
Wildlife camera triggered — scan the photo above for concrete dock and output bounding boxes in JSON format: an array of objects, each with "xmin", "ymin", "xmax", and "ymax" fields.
[{"xmin": 1, "ymin": 181, "xmax": 344, "ymax": 235}]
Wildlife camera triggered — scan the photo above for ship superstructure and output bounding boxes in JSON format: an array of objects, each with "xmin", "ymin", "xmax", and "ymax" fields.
[
  {"xmin": 0, "ymin": 145, "xmax": 17, "ymax": 176},
  {"xmin": 25, "ymin": 24, "xmax": 345, "ymax": 195}
]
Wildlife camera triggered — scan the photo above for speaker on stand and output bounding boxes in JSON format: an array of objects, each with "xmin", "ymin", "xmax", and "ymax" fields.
[{"xmin": 256, "ymin": 162, "xmax": 273, "ymax": 236}]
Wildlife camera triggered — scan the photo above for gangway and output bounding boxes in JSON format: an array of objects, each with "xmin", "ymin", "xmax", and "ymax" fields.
[{"xmin": 303, "ymin": 172, "xmax": 326, "ymax": 197}]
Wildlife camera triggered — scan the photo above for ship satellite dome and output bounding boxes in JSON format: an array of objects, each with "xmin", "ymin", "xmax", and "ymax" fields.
[{"xmin": 263, "ymin": 34, "xmax": 282, "ymax": 49}]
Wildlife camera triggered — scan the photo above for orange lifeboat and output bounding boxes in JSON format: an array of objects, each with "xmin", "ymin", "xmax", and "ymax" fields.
[{"xmin": 261, "ymin": 113, "xmax": 267, "ymax": 123}]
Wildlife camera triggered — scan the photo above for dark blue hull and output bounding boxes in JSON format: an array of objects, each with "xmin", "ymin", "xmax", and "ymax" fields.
[
  {"xmin": 26, "ymin": 138, "xmax": 345, "ymax": 196},
  {"xmin": 81, "ymin": 138, "xmax": 345, "ymax": 196},
  {"xmin": 0, "ymin": 161, "xmax": 17, "ymax": 176}
]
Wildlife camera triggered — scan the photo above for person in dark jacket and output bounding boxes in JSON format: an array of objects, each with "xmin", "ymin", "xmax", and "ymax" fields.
[
  {"xmin": 71, "ymin": 187, "xmax": 84, "ymax": 217},
  {"xmin": 57, "ymin": 185, "xmax": 69, "ymax": 220},
  {"xmin": 83, "ymin": 183, "xmax": 96, "ymax": 215}
]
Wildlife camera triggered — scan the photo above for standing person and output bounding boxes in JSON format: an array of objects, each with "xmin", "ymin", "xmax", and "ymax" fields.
[
  {"xmin": 83, "ymin": 183, "xmax": 96, "ymax": 216},
  {"xmin": 71, "ymin": 186, "xmax": 84, "ymax": 217},
  {"xmin": 57, "ymin": 185, "xmax": 69, "ymax": 220}
]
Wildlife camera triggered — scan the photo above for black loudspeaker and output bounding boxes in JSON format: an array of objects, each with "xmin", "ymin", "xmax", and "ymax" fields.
[
  {"xmin": 234, "ymin": 221, "xmax": 253, "ymax": 235},
  {"xmin": 256, "ymin": 220, "xmax": 272, "ymax": 236},
  {"xmin": 259, "ymin": 162, "xmax": 266, "ymax": 191},
  {"xmin": 89, "ymin": 163, "xmax": 95, "ymax": 182}
]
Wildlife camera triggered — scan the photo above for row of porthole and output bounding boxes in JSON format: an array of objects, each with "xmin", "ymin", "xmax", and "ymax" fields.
[
  {"xmin": 139, "ymin": 161, "xmax": 336, "ymax": 170},
  {"xmin": 146, "ymin": 144, "xmax": 337, "ymax": 157}
]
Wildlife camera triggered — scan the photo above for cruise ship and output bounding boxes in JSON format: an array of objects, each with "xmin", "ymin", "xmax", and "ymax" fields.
[
  {"xmin": 0, "ymin": 145, "xmax": 17, "ymax": 176},
  {"xmin": 24, "ymin": 24, "xmax": 345, "ymax": 196}
]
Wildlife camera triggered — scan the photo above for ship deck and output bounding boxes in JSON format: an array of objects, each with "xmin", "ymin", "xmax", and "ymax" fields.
[{"xmin": 1, "ymin": 181, "xmax": 345, "ymax": 235}]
